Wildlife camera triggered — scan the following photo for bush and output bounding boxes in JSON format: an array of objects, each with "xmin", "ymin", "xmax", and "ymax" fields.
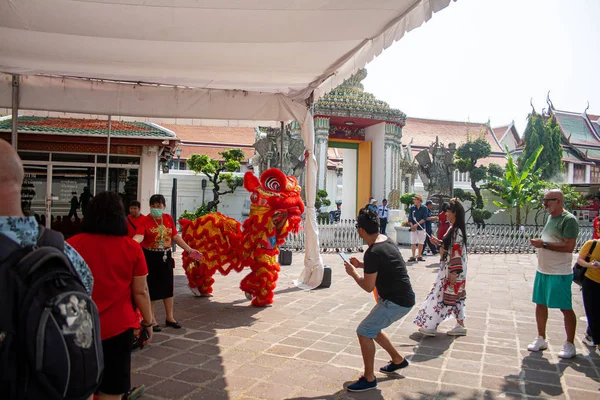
[
  {"xmin": 400, "ymin": 193, "xmax": 416, "ymax": 213},
  {"xmin": 179, "ymin": 203, "xmax": 212, "ymax": 220}
]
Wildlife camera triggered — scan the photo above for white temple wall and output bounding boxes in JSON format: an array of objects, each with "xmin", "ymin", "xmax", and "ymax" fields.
[{"xmin": 342, "ymin": 149, "xmax": 358, "ymax": 220}]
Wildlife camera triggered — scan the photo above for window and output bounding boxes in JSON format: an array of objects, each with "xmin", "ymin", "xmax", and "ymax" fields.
[
  {"xmin": 170, "ymin": 160, "xmax": 187, "ymax": 170},
  {"xmin": 52, "ymin": 153, "xmax": 95, "ymax": 163}
]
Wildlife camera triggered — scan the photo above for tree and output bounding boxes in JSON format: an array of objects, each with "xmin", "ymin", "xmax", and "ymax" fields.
[
  {"xmin": 487, "ymin": 146, "xmax": 544, "ymax": 226},
  {"xmin": 455, "ymin": 136, "xmax": 491, "ymax": 210},
  {"xmin": 520, "ymin": 112, "xmax": 563, "ymax": 180},
  {"xmin": 315, "ymin": 189, "xmax": 332, "ymax": 222},
  {"xmin": 187, "ymin": 149, "xmax": 245, "ymax": 212},
  {"xmin": 400, "ymin": 193, "xmax": 416, "ymax": 213},
  {"xmin": 532, "ymin": 182, "xmax": 586, "ymax": 226}
]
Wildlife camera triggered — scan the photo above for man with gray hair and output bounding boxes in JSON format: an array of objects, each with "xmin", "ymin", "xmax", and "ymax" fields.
[{"xmin": 529, "ymin": 189, "xmax": 579, "ymax": 358}]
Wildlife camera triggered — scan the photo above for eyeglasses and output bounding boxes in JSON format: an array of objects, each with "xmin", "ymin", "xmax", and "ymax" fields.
[{"xmin": 542, "ymin": 198, "xmax": 559, "ymax": 204}]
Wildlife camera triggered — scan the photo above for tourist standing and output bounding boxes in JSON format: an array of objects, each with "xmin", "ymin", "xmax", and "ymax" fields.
[
  {"xmin": 414, "ymin": 198, "xmax": 468, "ymax": 336},
  {"xmin": 528, "ymin": 189, "xmax": 579, "ymax": 359},
  {"xmin": 68, "ymin": 191, "xmax": 80, "ymax": 219},
  {"xmin": 68, "ymin": 191, "xmax": 152, "ymax": 400},
  {"xmin": 407, "ymin": 194, "xmax": 427, "ymax": 262},
  {"xmin": 80, "ymin": 186, "xmax": 94, "ymax": 217},
  {"xmin": 575, "ymin": 239, "xmax": 600, "ymax": 353},
  {"xmin": 424, "ymin": 200, "xmax": 439, "ymax": 255},
  {"xmin": 344, "ymin": 208, "xmax": 415, "ymax": 392},
  {"xmin": 133, "ymin": 194, "xmax": 202, "ymax": 331},
  {"xmin": 593, "ymin": 215, "xmax": 600, "ymax": 239},
  {"xmin": 378, "ymin": 199, "xmax": 390, "ymax": 234},
  {"xmin": 437, "ymin": 202, "xmax": 450, "ymax": 240},
  {"xmin": 366, "ymin": 198, "xmax": 378, "ymax": 213},
  {"xmin": 127, "ymin": 200, "xmax": 145, "ymax": 238}
]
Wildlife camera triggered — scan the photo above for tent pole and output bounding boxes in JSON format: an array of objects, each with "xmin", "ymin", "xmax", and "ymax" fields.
[
  {"xmin": 105, "ymin": 116, "xmax": 111, "ymax": 192},
  {"xmin": 280, "ymin": 121, "xmax": 284, "ymax": 170},
  {"xmin": 11, "ymin": 75, "xmax": 19, "ymax": 149}
]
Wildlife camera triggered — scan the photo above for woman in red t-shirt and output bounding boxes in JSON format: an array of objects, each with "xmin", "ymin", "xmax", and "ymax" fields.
[
  {"xmin": 437, "ymin": 202, "xmax": 451, "ymax": 241},
  {"xmin": 68, "ymin": 191, "xmax": 153, "ymax": 400},
  {"xmin": 133, "ymin": 194, "xmax": 202, "ymax": 332}
]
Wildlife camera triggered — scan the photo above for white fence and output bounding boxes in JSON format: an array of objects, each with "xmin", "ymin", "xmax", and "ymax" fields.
[
  {"xmin": 281, "ymin": 221, "xmax": 594, "ymax": 254},
  {"xmin": 466, "ymin": 224, "xmax": 593, "ymax": 254},
  {"xmin": 282, "ymin": 219, "xmax": 364, "ymax": 252}
]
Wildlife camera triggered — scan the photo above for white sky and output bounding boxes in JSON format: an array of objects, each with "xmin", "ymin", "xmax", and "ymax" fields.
[{"xmin": 363, "ymin": 0, "xmax": 600, "ymax": 135}]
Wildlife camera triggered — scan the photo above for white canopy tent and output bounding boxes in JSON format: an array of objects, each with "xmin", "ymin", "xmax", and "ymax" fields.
[{"xmin": 0, "ymin": 0, "xmax": 454, "ymax": 288}]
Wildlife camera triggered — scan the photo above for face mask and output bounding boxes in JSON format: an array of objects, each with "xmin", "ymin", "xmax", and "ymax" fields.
[{"xmin": 150, "ymin": 208, "xmax": 163, "ymax": 218}]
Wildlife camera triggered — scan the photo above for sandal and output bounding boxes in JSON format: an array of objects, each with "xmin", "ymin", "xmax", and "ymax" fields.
[
  {"xmin": 407, "ymin": 257, "xmax": 416, "ymax": 262},
  {"xmin": 417, "ymin": 257, "xmax": 425, "ymax": 262}
]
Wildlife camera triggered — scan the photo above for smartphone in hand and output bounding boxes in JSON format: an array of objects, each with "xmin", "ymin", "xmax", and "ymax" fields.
[{"xmin": 339, "ymin": 252, "xmax": 351, "ymax": 264}]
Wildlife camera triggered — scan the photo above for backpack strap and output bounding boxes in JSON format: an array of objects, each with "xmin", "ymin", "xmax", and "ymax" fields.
[
  {"xmin": 585, "ymin": 240, "xmax": 598, "ymax": 262},
  {"xmin": 36, "ymin": 225, "xmax": 65, "ymax": 251},
  {"xmin": 0, "ymin": 232, "xmax": 22, "ymax": 264}
]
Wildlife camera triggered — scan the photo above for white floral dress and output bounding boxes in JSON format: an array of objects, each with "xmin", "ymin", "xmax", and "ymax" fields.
[{"xmin": 414, "ymin": 229, "xmax": 467, "ymax": 330}]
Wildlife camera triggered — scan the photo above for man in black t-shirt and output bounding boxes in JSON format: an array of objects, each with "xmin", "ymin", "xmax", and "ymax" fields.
[{"xmin": 343, "ymin": 208, "xmax": 415, "ymax": 392}]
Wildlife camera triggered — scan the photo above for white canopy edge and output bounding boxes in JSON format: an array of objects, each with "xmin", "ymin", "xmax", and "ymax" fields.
[{"xmin": 0, "ymin": 74, "xmax": 308, "ymax": 123}]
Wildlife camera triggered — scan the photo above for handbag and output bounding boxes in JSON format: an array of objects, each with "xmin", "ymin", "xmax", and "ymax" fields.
[{"xmin": 573, "ymin": 239, "xmax": 597, "ymax": 286}]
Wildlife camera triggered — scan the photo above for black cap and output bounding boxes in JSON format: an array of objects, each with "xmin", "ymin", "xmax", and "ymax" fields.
[{"xmin": 426, "ymin": 200, "xmax": 435, "ymax": 205}]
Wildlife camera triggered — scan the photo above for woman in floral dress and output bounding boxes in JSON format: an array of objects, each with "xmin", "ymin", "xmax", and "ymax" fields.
[{"xmin": 414, "ymin": 198, "xmax": 468, "ymax": 336}]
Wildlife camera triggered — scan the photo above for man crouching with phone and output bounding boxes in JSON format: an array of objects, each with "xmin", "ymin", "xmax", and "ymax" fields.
[{"xmin": 343, "ymin": 208, "xmax": 416, "ymax": 392}]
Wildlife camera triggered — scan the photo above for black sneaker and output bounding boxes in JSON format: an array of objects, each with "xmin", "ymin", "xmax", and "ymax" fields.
[
  {"xmin": 379, "ymin": 359, "xmax": 409, "ymax": 374},
  {"xmin": 347, "ymin": 376, "xmax": 377, "ymax": 392}
]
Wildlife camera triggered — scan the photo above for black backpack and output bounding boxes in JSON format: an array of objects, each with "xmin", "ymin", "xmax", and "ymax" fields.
[{"xmin": 0, "ymin": 226, "xmax": 103, "ymax": 400}]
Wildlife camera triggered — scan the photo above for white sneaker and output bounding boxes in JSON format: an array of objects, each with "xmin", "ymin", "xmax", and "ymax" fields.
[
  {"xmin": 189, "ymin": 287, "xmax": 202, "ymax": 297},
  {"xmin": 558, "ymin": 341, "xmax": 576, "ymax": 359},
  {"xmin": 527, "ymin": 336, "xmax": 548, "ymax": 351},
  {"xmin": 446, "ymin": 324, "xmax": 467, "ymax": 336},
  {"xmin": 418, "ymin": 327, "xmax": 437, "ymax": 337},
  {"xmin": 582, "ymin": 334, "xmax": 595, "ymax": 347}
]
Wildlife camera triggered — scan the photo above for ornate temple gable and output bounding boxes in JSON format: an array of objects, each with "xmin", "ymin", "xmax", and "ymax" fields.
[{"xmin": 314, "ymin": 68, "xmax": 407, "ymax": 126}]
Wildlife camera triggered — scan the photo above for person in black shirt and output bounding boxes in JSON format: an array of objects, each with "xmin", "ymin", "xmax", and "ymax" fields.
[{"xmin": 343, "ymin": 208, "xmax": 415, "ymax": 392}]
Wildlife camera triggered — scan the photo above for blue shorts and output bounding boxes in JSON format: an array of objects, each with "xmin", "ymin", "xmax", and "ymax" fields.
[
  {"xmin": 356, "ymin": 299, "xmax": 412, "ymax": 339},
  {"xmin": 532, "ymin": 271, "xmax": 573, "ymax": 310}
]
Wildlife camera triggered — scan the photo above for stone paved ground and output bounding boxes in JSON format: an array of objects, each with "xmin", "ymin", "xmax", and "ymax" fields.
[{"xmin": 132, "ymin": 248, "xmax": 600, "ymax": 399}]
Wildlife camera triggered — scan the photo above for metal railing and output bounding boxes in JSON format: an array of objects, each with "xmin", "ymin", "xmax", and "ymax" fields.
[
  {"xmin": 282, "ymin": 219, "xmax": 364, "ymax": 252},
  {"xmin": 465, "ymin": 224, "xmax": 593, "ymax": 254}
]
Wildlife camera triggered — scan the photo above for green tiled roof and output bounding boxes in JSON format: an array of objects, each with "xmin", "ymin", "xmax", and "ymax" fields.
[
  {"xmin": 555, "ymin": 112, "xmax": 599, "ymax": 145},
  {"xmin": 0, "ymin": 116, "xmax": 175, "ymax": 139}
]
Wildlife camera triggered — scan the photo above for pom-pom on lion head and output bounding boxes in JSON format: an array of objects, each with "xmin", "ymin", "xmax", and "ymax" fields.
[{"xmin": 244, "ymin": 168, "xmax": 304, "ymax": 218}]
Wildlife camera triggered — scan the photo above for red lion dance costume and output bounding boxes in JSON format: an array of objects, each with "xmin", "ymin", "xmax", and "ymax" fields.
[{"xmin": 179, "ymin": 168, "xmax": 304, "ymax": 306}]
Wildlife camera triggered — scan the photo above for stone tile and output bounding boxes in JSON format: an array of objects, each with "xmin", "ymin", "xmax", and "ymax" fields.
[
  {"xmin": 161, "ymin": 338, "xmax": 199, "ymax": 350},
  {"xmin": 172, "ymin": 367, "xmax": 219, "ymax": 384},
  {"xmin": 297, "ymin": 349, "xmax": 336, "ymax": 363},
  {"xmin": 403, "ymin": 365, "xmax": 442, "ymax": 382},
  {"xmin": 522, "ymin": 369, "xmax": 562, "ymax": 386},
  {"xmin": 189, "ymin": 343, "xmax": 223, "ymax": 356},
  {"xmin": 265, "ymin": 344, "xmax": 304, "ymax": 357},
  {"xmin": 185, "ymin": 387, "xmax": 230, "ymax": 399},
  {"xmin": 452, "ymin": 360, "xmax": 483, "ymax": 374},
  {"xmin": 149, "ymin": 379, "xmax": 197, "ymax": 399},
  {"xmin": 205, "ymin": 374, "xmax": 258, "ymax": 392},
  {"xmin": 453, "ymin": 342, "xmax": 485, "ymax": 353},
  {"xmin": 140, "ymin": 345, "xmax": 179, "ymax": 360},
  {"xmin": 247, "ymin": 382, "xmax": 296, "ymax": 400},
  {"xmin": 131, "ymin": 372, "xmax": 162, "ymax": 389},
  {"xmin": 480, "ymin": 375, "xmax": 522, "ymax": 394},
  {"xmin": 449, "ymin": 349, "xmax": 484, "ymax": 362},
  {"xmin": 185, "ymin": 331, "xmax": 217, "ymax": 341},
  {"xmin": 310, "ymin": 340, "xmax": 347, "ymax": 353},
  {"xmin": 567, "ymin": 388, "xmax": 600, "ymax": 400},
  {"xmin": 441, "ymin": 370, "xmax": 481, "ymax": 388},
  {"xmin": 563, "ymin": 374, "xmax": 600, "ymax": 393},
  {"xmin": 439, "ymin": 383, "xmax": 482, "ymax": 399},
  {"xmin": 252, "ymin": 353, "xmax": 289, "ymax": 368},
  {"xmin": 168, "ymin": 352, "xmax": 213, "ymax": 366},
  {"xmin": 141, "ymin": 361, "xmax": 190, "ymax": 378}
]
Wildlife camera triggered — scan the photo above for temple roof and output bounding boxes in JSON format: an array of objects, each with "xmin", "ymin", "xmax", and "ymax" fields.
[
  {"xmin": 314, "ymin": 69, "xmax": 407, "ymax": 126},
  {"xmin": 159, "ymin": 124, "xmax": 255, "ymax": 161},
  {"xmin": 402, "ymin": 117, "xmax": 505, "ymax": 153},
  {"xmin": 0, "ymin": 116, "xmax": 175, "ymax": 139}
]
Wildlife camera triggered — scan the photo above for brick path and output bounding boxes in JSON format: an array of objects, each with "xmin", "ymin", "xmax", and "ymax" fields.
[{"xmin": 132, "ymin": 249, "xmax": 600, "ymax": 399}]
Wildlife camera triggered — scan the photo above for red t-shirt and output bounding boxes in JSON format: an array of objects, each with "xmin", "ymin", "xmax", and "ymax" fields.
[
  {"xmin": 438, "ymin": 212, "xmax": 449, "ymax": 240},
  {"xmin": 594, "ymin": 217, "xmax": 600, "ymax": 240},
  {"xmin": 136, "ymin": 213, "xmax": 178, "ymax": 249},
  {"xmin": 126, "ymin": 214, "xmax": 145, "ymax": 238},
  {"xmin": 67, "ymin": 233, "xmax": 148, "ymax": 340}
]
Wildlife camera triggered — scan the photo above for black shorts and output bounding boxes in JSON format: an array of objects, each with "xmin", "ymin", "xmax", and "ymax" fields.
[{"xmin": 99, "ymin": 328, "xmax": 133, "ymax": 395}]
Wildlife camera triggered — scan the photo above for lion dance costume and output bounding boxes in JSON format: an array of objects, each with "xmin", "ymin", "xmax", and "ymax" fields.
[{"xmin": 179, "ymin": 168, "xmax": 304, "ymax": 306}]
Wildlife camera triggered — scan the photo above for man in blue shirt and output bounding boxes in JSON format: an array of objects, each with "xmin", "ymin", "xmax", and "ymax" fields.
[{"xmin": 407, "ymin": 194, "xmax": 427, "ymax": 262}]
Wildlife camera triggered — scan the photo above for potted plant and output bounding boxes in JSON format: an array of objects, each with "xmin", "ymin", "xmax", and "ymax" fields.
[{"xmin": 395, "ymin": 220, "xmax": 412, "ymax": 246}]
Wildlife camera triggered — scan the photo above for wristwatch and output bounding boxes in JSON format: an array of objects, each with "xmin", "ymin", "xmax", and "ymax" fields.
[{"xmin": 542, "ymin": 242, "xmax": 548, "ymax": 249}]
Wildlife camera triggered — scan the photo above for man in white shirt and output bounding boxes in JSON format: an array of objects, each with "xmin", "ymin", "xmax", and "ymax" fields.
[{"xmin": 378, "ymin": 199, "xmax": 390, "ymax": 234}]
